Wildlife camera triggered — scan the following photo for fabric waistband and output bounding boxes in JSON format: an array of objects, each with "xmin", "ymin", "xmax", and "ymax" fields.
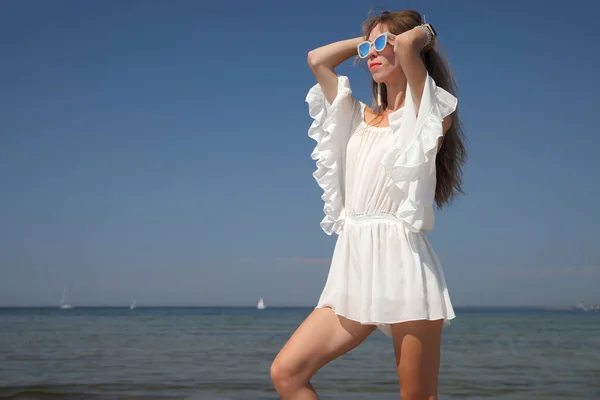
[{"xmin": 344, "ymin": 213, "xmax": 401, "ymax": 224}]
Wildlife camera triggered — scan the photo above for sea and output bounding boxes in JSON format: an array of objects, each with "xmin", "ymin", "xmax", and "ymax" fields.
[{"xmin": 0, "ymin": 307, "xmax": 599, "ymax": 400}]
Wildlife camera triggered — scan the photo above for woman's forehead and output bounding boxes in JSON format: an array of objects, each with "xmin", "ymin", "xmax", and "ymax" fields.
[{"xmin": 368, "ymin": 23, "xmax": 387, "ymax": 40}]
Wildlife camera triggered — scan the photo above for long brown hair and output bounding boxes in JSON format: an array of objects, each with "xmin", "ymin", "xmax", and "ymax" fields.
[{"xmin": 361, "ymin": 9, "xmax": 467, "ymax": 208}]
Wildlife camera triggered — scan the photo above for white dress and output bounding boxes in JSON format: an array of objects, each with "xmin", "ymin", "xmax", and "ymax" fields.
[{"xmin": 306, "ymin": 73, "xmax": 457, "ymax": 337}]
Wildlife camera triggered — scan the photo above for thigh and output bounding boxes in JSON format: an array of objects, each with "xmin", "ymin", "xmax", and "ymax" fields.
[
  {"xmin": 273, "ymin": 307, "xmax": 376, "ymax": 379},
  {"xmin": 391, "ymin": 319, "xmax": 444, "ymax": 399}
]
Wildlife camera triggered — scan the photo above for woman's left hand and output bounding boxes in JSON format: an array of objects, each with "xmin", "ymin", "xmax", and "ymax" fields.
[{"xmin": 393, "ymin": 26, "xmax": 430, "ymax": 55}]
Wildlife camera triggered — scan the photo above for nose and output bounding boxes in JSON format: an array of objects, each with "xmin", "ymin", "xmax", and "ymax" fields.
[{"xmin": 367, "ymin": 44, "xmax": 378, "ymax": 58}]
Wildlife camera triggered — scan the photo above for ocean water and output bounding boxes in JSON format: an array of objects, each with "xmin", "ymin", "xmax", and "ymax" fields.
[{"xmin": 0, "ymin": 307, "xmax": 599, "ymax": 399}]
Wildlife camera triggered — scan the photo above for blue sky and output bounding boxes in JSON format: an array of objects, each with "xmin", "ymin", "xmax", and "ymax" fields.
[{"xmin": 1, "ymin": 0, "xmax": 599, "ymax": 307}]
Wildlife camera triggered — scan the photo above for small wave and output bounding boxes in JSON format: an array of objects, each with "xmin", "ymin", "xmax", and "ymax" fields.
[
  {"xmin": 0, "ymin": 384, "xmax": 108, "ymax": 399},
  {"xmin": 0, "ymin": 382, "xmax": 275, "ymax": 400}
]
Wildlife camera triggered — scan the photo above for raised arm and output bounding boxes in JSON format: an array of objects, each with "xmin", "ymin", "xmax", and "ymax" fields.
[
  {"xmin": 307, "ymin": 37, "xmax": 364, "ymax": 104},
  {"xmin": 392, "ymin": 28, "xmax": 435, "ymax": 103},
  {"xmin": 393, "ymin": 24, "xmax": 452, "ymax": 140}
]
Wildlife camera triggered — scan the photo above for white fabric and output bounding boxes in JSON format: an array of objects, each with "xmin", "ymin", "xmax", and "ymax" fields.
[{"xmin": 306, "ymin": 74, "xmax": 457, "ymax": 336}]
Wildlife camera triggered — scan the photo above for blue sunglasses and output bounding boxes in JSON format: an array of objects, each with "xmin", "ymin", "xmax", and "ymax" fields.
[{"xmin": 357, "ymin": 32, "xmax": 396, "ymax": 58}]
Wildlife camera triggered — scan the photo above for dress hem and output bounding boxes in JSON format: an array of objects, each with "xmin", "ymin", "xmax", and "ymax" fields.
[{"xmin": 315, "ymin": 304, "xmax": 455, "ymax": 328}]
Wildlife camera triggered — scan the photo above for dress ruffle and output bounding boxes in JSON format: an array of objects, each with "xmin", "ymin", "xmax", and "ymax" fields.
[
  {"xmin": 306, "ymin": 76, "xmax": 357, "ymax": 235},
  {"xmin": 382, "ymin": 74, "xmax": 458, "ymax": 232}
]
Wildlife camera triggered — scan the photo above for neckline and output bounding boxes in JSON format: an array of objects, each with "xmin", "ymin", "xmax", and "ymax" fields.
[
  {"xmin": 360, "ymin": 102, "xmax": 402, "ymax": 130},
  {"xmin": 360, "ymin": 120, "xmax": 391, "ymax": 131}
]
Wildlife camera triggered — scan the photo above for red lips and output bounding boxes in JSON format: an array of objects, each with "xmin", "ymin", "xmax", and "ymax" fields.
[{"xmin": 369, "ymin": 62, "xmax": 382, "ymax": 70}]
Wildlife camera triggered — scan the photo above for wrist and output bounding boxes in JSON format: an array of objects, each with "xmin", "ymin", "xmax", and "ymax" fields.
[
  {"xmin": 351, "ymin": 36, "xmax": 365, "ymax": 46},
  {"xmin": 396, "ymin": 24, "xmax": 435, "ymax": 53},
  {"xmin": 416, "ymin": 24, "xmax": 436, "ymax": 51}
]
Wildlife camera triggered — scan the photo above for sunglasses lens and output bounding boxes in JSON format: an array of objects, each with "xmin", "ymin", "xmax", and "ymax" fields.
[
  {"xmin": 374, "ymin": 34, "xmax": 387, "ymax": 51},
  {"xmin": 358, "ymin": 42, "xmax": 370, "ymax": 58}
]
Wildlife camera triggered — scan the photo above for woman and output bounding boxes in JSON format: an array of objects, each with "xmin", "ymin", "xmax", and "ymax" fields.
[{"xmin": 271, "ymin": 9, "xmax": 466, "ymax": 400}]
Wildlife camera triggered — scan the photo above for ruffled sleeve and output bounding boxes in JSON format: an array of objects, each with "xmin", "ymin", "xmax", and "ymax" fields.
[
  {"xmin": 306, "ymin": 76, "xmax": 361, "ymax": 235},
  {"xmin": 382, "ymin": 73, "xmax": 458, "ymax": 233}
]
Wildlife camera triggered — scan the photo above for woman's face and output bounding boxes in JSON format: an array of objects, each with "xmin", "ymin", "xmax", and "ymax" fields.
[{"xmin": 365, "ymin": 23, "xmax": 402, "ymax": 83}]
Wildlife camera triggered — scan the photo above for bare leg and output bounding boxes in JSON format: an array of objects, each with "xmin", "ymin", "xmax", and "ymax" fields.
[
  {"xmin": 270, "ymin": 307, "xmax": 376, "ymax": 399},
  {"xmin": 391, "ymin": 319, "xmax": 444, "ymax": 400}
]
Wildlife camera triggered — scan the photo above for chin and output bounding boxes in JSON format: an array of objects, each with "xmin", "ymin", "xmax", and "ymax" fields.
[
  {"xmin": 371, "ymin": 72, "xmax": 389, "ymax": 84},
  {"xmin": 372, "ymin": 67, "xmax": 403, "ymax": 85}
]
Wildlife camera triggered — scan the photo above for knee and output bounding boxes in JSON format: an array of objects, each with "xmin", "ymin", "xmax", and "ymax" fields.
[{"xmin": 270, "ymin": 357, "xmax": 303, "ymax": 394}]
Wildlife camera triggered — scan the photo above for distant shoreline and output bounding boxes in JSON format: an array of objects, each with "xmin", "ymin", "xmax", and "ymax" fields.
[{"xmin": 0, "ymin": 305, "xmax": 597, "ymax": 311}]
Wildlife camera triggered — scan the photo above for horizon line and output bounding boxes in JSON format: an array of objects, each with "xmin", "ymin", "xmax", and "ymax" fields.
[{"xmin": 0, "ymin": 304, "xmax": 584, "ymax": 309}]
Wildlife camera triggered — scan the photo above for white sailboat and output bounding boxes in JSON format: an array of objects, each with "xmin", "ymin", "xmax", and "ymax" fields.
[
  {"xmin": 59, "ymin": 288, "xmax": 73, "ymax": 309},
  {"xmin": 257, "ymin": 297, "xmax": 266, "ymax": 310},
  {"xmin": 129, "ymin": 300, "xmax": 136, "ymax": 310}
]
